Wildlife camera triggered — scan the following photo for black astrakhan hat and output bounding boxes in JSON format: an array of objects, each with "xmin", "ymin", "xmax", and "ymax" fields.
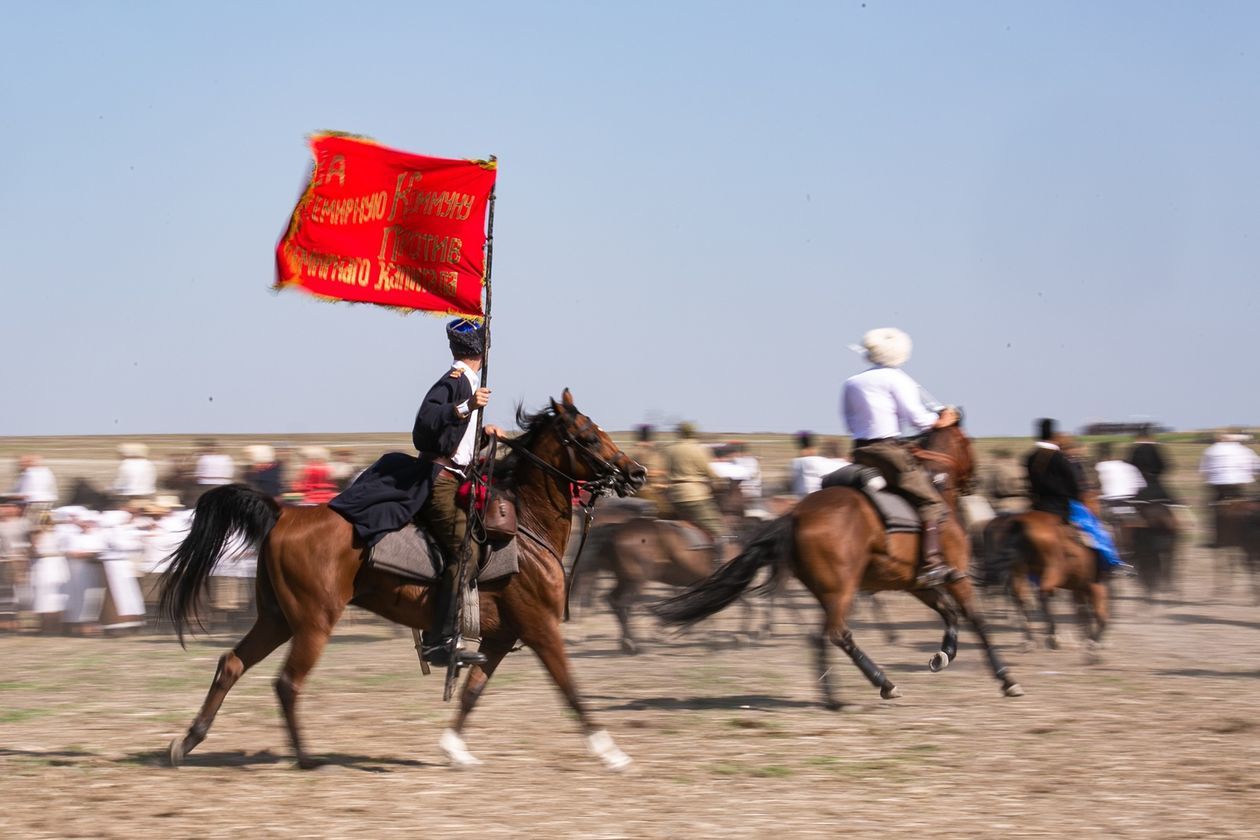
[
  {"xmin": 447, "ymin": 318, "xmax": 486, "ymax": 357},
  {"xmin": 1036, "ymin": 418, "xmax": 1057, "ymax": 441}
]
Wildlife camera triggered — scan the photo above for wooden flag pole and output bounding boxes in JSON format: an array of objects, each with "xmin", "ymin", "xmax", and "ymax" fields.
[{"xmin": 444, "ymin": 158, "xmax": 496, "ymax": 702}]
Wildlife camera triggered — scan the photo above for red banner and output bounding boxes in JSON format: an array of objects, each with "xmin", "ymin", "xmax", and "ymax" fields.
[{"xmin": 275, "ymin": 134, "xmax": 496, "ymax": 317}]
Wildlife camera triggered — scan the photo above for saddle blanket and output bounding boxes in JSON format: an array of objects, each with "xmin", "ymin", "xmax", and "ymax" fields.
[
  {"xmin": 820, "ymin": 464, "xmax": 920, "ymax": 533},
  {"xmin": 367, "ymin": 525, "xmax": 519, "ymax": 583}
]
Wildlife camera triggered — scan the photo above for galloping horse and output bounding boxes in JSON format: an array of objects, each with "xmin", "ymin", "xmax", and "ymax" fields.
[
  {"xmin": 159, "ymin": 391, "xmax": 646, "ymax": 770},
  {"xmin": 654, "ymin": 423, "xmax": 1023, "ymax": 708},
  {"xmin": 982, "ymin": 510, "xmax": 1111, "ymax": 659},
  {"xmin": 1118, "ymin": 501, "xmax": 1180, "ymax": 598}
]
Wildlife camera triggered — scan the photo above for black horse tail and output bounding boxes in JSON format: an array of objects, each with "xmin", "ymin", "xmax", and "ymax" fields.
[
  {"xmin": 158, "ymin": 484, "xmax": 280, "ymax": 647},
  {"xmin": 981, "ymin": 514, "xmax": 1024, "ymax": 587},
  {"xmin": 652, "ymin": 515, "xmax": 794, "ymax": 627}
]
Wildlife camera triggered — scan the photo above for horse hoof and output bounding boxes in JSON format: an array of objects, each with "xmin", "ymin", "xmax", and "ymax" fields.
[
  {"xmin": 296, "ymin": 756, "xmax": 323, "ymax": 770},
  {"xmin": 1046, "ymin": 635, "xmax": 1061, "ymax": 651},
  {"xmin": 586, "ymin": 730, "xmax": 632, "ymax": 772},
  {"xmin": 823, "ymin": 699, "xmax": 844, "ymax": 711},
  {"xmin": 929, "ymin": 651, "xmax": 951, "ymax": 672},
  {"xmin": 168, "ymin": 739, "xmax": 184, "ymax": 768},
  {"xmin": 1003, "ymin": 682, "xmax": 1025, "ymax": 697},
  {"xmin": 880, "ymin": 685, "xmax": 902, "ymax": 700},
  {"xmin": 619, "ymin": 639, "xmax": 639, "ymax": 656},
  {"xmin": 440, "ymin": 729, "xmax": 482, "ymax": 768}
]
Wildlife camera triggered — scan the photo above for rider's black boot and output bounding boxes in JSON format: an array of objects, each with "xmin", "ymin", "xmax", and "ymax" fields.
[
  {"xmin": 421, "ymin": 563, "xmax": 487, "ymax": 667},
  {"xmin": 916, "ymin": 517, "xmax": 965, "ymax": 588}
]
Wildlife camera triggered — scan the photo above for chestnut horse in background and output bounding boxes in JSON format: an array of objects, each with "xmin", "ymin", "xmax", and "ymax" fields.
[
  {"xmin": 982, "ymin": 510, "xmax": 1111, "ymax": 660},
  {"xmin": 655, "ymin": 422, "xmax": 1023, "ymax": 708},
  {"xmin": 159, "ymin": 391, "xmax": 646, "ymax": 770}
]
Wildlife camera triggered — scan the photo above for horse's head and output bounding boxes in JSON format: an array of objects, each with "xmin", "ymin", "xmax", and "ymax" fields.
[
  {"xmin": 917, "ymin": 413, "xmax": 976, "ymax": 497},
  {"xmin": 513, "ymin": 389, "xmax": 646, "ymax": 498}
]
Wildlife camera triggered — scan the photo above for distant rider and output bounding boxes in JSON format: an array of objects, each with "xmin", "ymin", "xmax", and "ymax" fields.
[{"xmin": 1026, "ymin": 419, "xmax": 1130, "ymax": 575}]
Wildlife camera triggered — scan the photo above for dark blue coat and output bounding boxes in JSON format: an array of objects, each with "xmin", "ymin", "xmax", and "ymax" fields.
[{"xmin": 330, "ymin": 367, "xmax": 473, "ymax": 545}]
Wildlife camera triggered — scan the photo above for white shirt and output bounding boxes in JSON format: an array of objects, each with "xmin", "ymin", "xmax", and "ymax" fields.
[
  {"xmin": 1199, "ymin": 442, "xmax": 1260, "ymax": 486},
  {"xmin": 195, "ymin": 453, "xmax": 234, "ymax": 485},
  {"xmin": 113, "ymin": 458, "xmax": 157, "ymax": 497},
  {"xmin": 732, "ymin": 455, "xmax": 763, "ymax": 499},
  {"xmin": 791, "ymin": 455, "xmax": 851, "ymax": 496},
  {"xmin": 451, "ymin": 361, "xmax": 481, "ymax": 469},
  {"xmin": 842, "ymin": 366, "xmax": 938, "ymax": 440},
  {"xmin": 1096, "ymin": 460, "xmax": 1146, "ymax": 501},
  {"xmin": 15, "ymin": 466, "xmax": 58, "ymax": 504}
]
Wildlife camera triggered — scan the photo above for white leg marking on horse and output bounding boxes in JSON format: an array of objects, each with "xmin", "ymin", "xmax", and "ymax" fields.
[
  {"xmin": 439, "ymin": 729, "xmax": 482, "ymax": 768},
  {"xmin": 586, "ymin": 729, "xmax": 632, "ymax": 771}
]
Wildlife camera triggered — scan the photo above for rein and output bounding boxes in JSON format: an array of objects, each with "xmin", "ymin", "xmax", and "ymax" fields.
[{"xmin": 493, "ymin": 419, "xmax": 622, "ymax": 621}]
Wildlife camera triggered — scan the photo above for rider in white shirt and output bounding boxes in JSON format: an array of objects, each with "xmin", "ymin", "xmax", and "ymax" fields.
[
  {"xmin": 1199, "ymin": 433, "xmax": 1259, "ymax": 501},
  {"xmin": 113, "ymin": 443, "xmax": 157, "ymax": 500},
  {"xmin": 1094, "ymin": 442, "xmax": 1147, "ymax": 502}
]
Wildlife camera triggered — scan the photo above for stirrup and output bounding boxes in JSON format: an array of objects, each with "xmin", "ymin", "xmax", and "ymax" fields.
[{"xmin": 422, "ymin": 638, "xmax": 487, "ymax": 667}]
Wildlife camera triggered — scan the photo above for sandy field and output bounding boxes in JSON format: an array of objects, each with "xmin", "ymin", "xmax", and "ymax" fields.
[{"xmin": 2, "ymin": 537, "xmax": 1258, "ymax": 839}]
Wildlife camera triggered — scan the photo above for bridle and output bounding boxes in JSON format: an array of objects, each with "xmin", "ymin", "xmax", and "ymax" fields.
[{"xmin": 489, "ymin": 411, "xmax": 635, "ymax": 620}]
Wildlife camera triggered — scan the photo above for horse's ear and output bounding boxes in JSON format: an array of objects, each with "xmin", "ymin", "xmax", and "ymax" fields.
[
  {"xmin": 550, "ymin": 396, "xmax": 564, "ymax": 415},
  {"xmin": 562, "ymin": 388, "xmax": 575, "ymax": 408}
]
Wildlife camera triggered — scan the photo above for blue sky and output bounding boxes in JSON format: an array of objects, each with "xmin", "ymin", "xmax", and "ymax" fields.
[{"xmin": 2, "ymin": 1, "xmax": 1257, "ymax": 437}]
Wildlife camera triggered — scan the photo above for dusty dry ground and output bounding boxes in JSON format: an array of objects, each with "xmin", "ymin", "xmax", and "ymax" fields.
[{"xmin": 2, "ymin": 545, "xmax": 1258, "ymax": 839}]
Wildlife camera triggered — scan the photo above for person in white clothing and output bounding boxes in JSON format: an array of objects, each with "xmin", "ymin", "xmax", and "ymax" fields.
[
  {"xmin": 1094, "ymin": 442, "xmax": 1147, "ymax": 503},
  {"xmin": 13, "ymin": 455, "xmax": 58, "ymax": 518},
  {"xmin": 841, "ymin": 327, "xmax": 960, "ymax": 587},
  {"xmin": 789, "ymin": 433, "xmax": 850, "ymax": 496},
  {"xmin": 1199, "ymin": 433, "xmax": 1259, "ymax": 502},
  {"xmin": 194, "ymin": 440, "xmax": 235, "ymax": 489},
  {"xmin": 113, "ymin": 443, "xmax": 157, "ymax": 503}
]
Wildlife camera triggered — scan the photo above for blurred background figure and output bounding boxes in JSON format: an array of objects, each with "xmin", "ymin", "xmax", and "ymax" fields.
[
  {"xmin": 161, "ymin": 450, "xmax": 200, "ymax": 508},
  {"xmin": 328, "ymin": 447, "xmax": 359, "ymax": 490},
  {"xmin": 1128, "ymin": 424, "xmax": 1176, "ymax": 503},
  {"xmin": 985, "ymin": 446, "xmax": 1029, "ymax": 514},
  {"xmin": 242, "ymin": 444, "xmax": 282, "ymax": 499},
  {"xmin": 62, "ymin": 510, "xmax": 107, "ymax": 636},
  {"xmin": 293, "ymin": 446, "xmax": 338, "ymax": 505},
  {"xmin": 1094, "ymin": 441, "xmax": 1146, "ymax": 509},
  {"xmin": 136, "ymin": 496, "xmax": 192, "ymax": 611},
  {"xmin": 112, "ymin": 442, "xmax": 157, "ymax": 506},
  {"xmin": 664, "ymin": 421, "xmax": 725, "ymax": 541},
  {"xmin": 628, "ymin": 424, "xmax": 668, "ymax": 515},
  {"xmin": 788, "ymin": 432, "xmax": 849, "ymax": 497},
  {"xmin": 98, "ymin": 510, "xmax": 145, "ymax": 633},
  {"xmin": 0, "ymin": 493, "xmax": 32, "ymax": 631},
  {"xmin": 728, "ymin": 441, "xmax": 763, "ymax": 510},
  {"xmin": 1199, "ymin": 432, "xmax": 1258, "ymax": 503},
  {"xmin": 193, "ymin": 438, "xmax": 234, "ymax": 502},
  {"xmin": 13, "ymin": 454, "xmax": 58, "ymax": 519},
  {"xmin": 29, "ymin": 511, "xmax": 68, "ymax": 634}
]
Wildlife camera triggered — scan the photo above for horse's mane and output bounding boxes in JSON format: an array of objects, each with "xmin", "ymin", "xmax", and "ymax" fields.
[{"xmin": 492, "ymin": 403, "xmax": 559, "ymax": 485}]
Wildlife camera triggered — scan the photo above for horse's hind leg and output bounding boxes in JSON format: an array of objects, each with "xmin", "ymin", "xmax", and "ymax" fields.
[
  {"xmin": 275, "ymin": 618, "xmax": 339, "ymax": 769},
  {"xmin": 169, "ymin": 608, "xmax": 292, "ymax": 766},
  {"xmin": 606, "ymin": 577, "xmax": 640, "ymax": 655},
  {"xmin": 910, "ymin": 589, "xmax": 958, "ymax": 672},
  {"xmin": 946, "ymin": 578, "xmax": 1023, "ymax": 697}
]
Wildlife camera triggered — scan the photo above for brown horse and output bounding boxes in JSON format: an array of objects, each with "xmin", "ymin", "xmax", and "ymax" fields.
[
  {"xmin": 982, "ymin": 510, "xmax": 1110, "ymax": 659},
  {"xmin": 1115, "ymin": 501, "xmax": 1179, "ymax": 599},
  {"xmin": 654, "ymin": 423, "xmax": 1023, "ymax": 708},
  {"xmin": 159, "ymin": 390, "xmax": 646, "ymax": 770},
  {"xmin": 1212, "ymin": 498, "xmax": 1260, "ymax": 601}
]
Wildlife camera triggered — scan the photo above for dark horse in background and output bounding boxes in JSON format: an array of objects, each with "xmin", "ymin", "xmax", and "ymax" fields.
[
  {"xmin": 1213, "ymin": 498, "xmax": 1260, "ymax": 602},
  {"xmin": 159, "ymin": 391, "xmax": 646, "ymax": 770},
  {"xmin": 655, "ymin": 421, "xmax": 1023, "ymax": 708}
]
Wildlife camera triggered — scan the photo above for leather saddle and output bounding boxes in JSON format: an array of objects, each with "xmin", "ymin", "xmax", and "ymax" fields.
[
  {"xmin": 367, "ymin": 524, "xmax": 519, "ymax": 584},
  {"xmin": 820, "ymin": 464, "xmax": 920, "ymax": 534}
]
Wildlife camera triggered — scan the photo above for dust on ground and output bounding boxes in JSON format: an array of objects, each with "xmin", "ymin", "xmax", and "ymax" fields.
[{"xmin": 2, "ymin": 547, "xmax": 1258, "ymax": 839}]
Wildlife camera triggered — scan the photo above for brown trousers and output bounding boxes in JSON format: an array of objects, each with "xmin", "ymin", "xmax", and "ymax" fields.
[
  {"xmin": 672, "ymin": 497, "xmax": 726, "ymax": 541},
  {"xmin": 853, "ymin": 440, "xmax": 948, "ymax": 523},
  {"xmin": 417, "ymin": 472, "xmax": 468, "ymax": 560}
]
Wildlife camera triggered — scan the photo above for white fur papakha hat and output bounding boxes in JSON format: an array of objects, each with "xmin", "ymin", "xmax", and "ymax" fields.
[{"xmin": 856, "ymin": 327, "xmax": 912, "ymax": 368}]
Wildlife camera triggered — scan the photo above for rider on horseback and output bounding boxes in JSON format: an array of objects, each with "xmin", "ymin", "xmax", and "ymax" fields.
[
  {"xmin": 411, "ymin": 318, "xmax": 507, "ymax": 667},
  {"xmin": 841, "ymin": 328, "xmax": 962, "ymax": 588},
  {"xmin": 1026, "ymin": 418, "xmax": 1130, "ymax": 575}
]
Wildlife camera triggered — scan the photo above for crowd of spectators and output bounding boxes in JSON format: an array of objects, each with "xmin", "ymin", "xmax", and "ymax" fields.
[{"xmin": 0, "ymin": 440, "xmax": 362, "ymax": 634}]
